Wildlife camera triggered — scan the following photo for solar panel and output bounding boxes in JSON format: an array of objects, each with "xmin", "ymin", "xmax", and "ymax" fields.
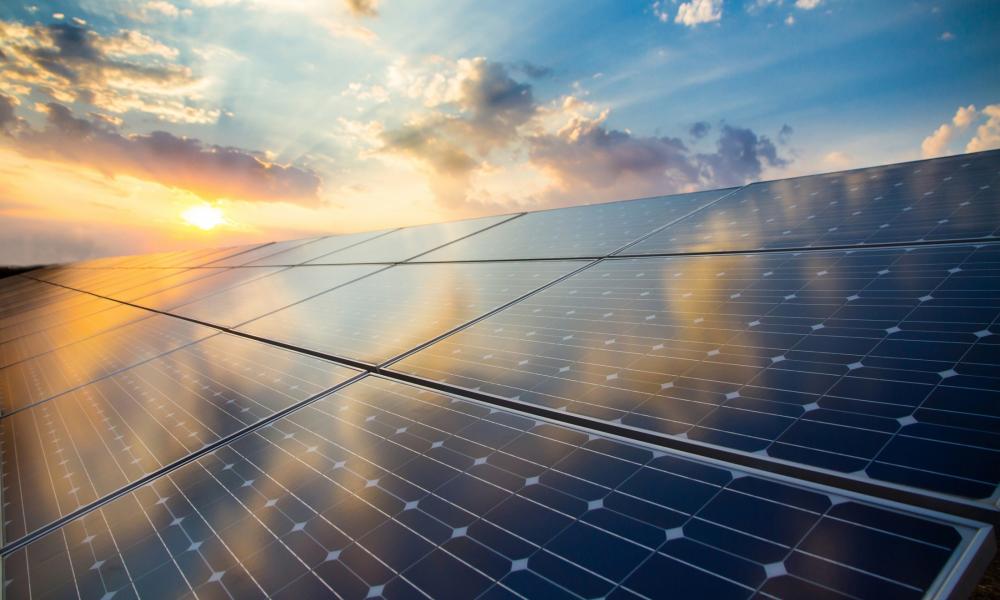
[
  {"xmin": 247, "ymin": 230, "xmax": 394, "ymax": 266},
  {"xmin": 2, "ymin": 151, "xmax": 998, "ymax": 598},
  {"xmin": 0, "ymin": 303, "xmax": 152, "ymax": 368},
  {"xmin": 1, "ymin": 297, "xmax": 124, "ymax": 344},
  {"xmin": 305, "ymin": 214, "xmax": 513, "ymax": 264},
  {"xmin": 0, "ymin": 314, "xmax": 218, "ymax": 415},
  {"xmin": 238, "ymin": 262, "xmax": 584, "ymax": 364},
  {"xmin": 415, "ymin": 190, "xmax": 731, "ymax": 262},
  {"xmin": 133, "ymin": 266, "xmax": 284, "ymax": 312},
  {"xmin": 627, "ymin": 150, "xmax": 1000, "ymax": 256},
  {"xmin": 172, "ymin": 265, "xmax": 384, "ymax": 328},
  {"xmin": 204, "ymin": 239, "xmax": 322, "ymax": 267},
  {"xmin": 391, "ymin": 242, "xmax": 1000, "ymax": 509},
  {"xmin": 1, "ymin": 334, "xmax": 359, "ymax": 545},
  {"xmin": 2, "ymin": 375, "xmax": 988, "ymax": 599}
]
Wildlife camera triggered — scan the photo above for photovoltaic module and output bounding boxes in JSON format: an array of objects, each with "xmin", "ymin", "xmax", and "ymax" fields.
[{"xmin": 2, "ymin": 149, "xmax": 998, "ymax": 599}]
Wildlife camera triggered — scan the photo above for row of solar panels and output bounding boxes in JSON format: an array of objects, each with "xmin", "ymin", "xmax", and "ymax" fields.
[
  {"xmin": 1, "ymin": 149, "xmax": 998, "ymax": 599},
  {"xmin": 67, "ymin": 149, "xmax": 1000, "ymax": 268}
]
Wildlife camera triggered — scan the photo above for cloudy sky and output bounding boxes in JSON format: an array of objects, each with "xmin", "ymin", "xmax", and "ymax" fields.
[{"xmin": 1, "ymin": 0, "xmax": 998, "ymax": 265}]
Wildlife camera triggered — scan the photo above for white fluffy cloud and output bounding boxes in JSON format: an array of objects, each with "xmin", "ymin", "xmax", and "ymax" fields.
[
  {"xmin": 967, "ymin": 105, "xmax": 1000, "ymax": 153},
  {"xmin": 920, "ymin": 104, "xmax": 978, "ymax": 158},
  {"xmin": 794, "ymin": 0, "xmax": 822, "ymax": 9},
  {"xmin": 675, "ymin": 0, "xmax": 722, "ymax": 27}
]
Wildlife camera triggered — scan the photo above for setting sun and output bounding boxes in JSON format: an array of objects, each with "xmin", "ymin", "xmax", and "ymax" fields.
[{"xmin": 182, "ymin": 204, "xmax": 225, "ymax": 231}]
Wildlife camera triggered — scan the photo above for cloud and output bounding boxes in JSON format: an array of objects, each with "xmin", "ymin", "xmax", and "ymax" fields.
[
  {"xmin": 345, "ymin": 0, "xmax": 378, "ymax": 17},
  {"xmin": 0, "ymin": 20, "xmax": 216, "ymax": 123},
  {"xmin": 9, "ymin": 103, "xmax": 321, "ymax": 204},
  {"xmin": 921, "ymin": 104, "xmax": 978, "ymax": 158},
  {"xmin": 377, "ymin": 58, "xmax": 537, "ymax": 207},
  {"xmin": 511, "ymin": 61, "xmax": 553, "ymax": 80},
  {"xmin": 778, "ymin": 123, "xmax": 793, "ymax": 144},
  {"xmin": 823, "ymin": 151, "xmax": 853, "ymax": 169},
  {"xmin": 794, "ymin": 0, "xmax": 822, "ymax": 8},
  {"xmin": 675, "ymin": 0, "xmax": 723, "ymax": 27},
  {"xmin": 652, "ymin": 1, "xmax": 670, "ymax": 23},
  {"xmin": 355, "ymin": 56, "xmax": 791, "ymax": 210},
  {"xmin": 967, "ymin": 104, "xmax": 1000, "ymax": 153},
  {"xmin": 0, "ymin": 94, "xmax": 20, "ymax": 134},
  {"xmin": 690, "ymin": 121, "xmax": 710, "ymax": 139},
  {"xmin": 530, "ymin": 114, "xmax": 787, "ymax": 203},
  {"xmin": 939, "ymin": 31, "xmax": 955, "ymax": 41}
]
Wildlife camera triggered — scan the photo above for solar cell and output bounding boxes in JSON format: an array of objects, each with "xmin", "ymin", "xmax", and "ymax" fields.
[
  {"xmin": 204, "ymin": 238, "xmax": 321, "ymax": 267},
  {"xmin": 0, "ymin": 314, "xmax": 218, "ymax": 414},
  {"xmin": 415, "ymin": 190, "xmax": 730, "ymax": 262},
  {"xmin": 2, "ymin": 376, "xmax": 988, "ymax": 599},
  {"xmin": 172, "ymin": 265, "xmax": 384, "ymax": 328},
  {"xmin": 0, "ymin": 293, "xmax": 122, "ymax": 344},
  {"xmin": 305, "ymin": 214, "xmax": 513, "ymax": 264},
  {"xmin": 0, "ymin": 334, "xmax": 360, "ymax": 545},
  {"xmin": 247, "ymin": 230, "xmax": 393, "ymax": 266},
  {"xmin": 238, "ymin": 261, "xmax": 583, "ymax": 364},
  {"xmin": 392, "ymin": 243, "xmax": 1000, "ymax": 507},
  {"xmin": 0, "ymin": 303, "xmax": 152, "ymax": 368},
  {"xmin": 133, "ymin": 266, "xmax": 283, "ymax": 311},
  {"xmin": 627, "ymin": 149, "xmax": 1000, "ymax": 255}
]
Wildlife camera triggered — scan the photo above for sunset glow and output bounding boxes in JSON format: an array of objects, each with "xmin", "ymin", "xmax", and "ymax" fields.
[
  {"xmin": 0, "ymin": 1, "xmax": 998, "ymax": 266},
  {"xmin": 181, "ymin": 205, "xmax": 225, "ymax": 231}
]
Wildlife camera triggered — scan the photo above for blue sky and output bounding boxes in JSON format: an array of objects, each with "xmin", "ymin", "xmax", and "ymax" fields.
[{"xmin": 1, "ymin": 0, "xmax": 998, "ymax": 264}]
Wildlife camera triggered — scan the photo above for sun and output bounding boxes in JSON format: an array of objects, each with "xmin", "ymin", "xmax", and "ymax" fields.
[{"xmin": 182, "ymin": 204, "xmax": 225, "ymax": 230}]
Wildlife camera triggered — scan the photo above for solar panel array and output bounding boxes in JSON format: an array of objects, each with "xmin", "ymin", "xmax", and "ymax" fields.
[{"xmin": 2, "ymin": 149, "xmax": 998, "ymax": 599}]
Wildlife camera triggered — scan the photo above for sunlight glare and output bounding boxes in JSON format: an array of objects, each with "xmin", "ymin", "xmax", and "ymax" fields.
[{"xmin": 182, "ymin": 204, "xmax": 225, "ymax": 230}]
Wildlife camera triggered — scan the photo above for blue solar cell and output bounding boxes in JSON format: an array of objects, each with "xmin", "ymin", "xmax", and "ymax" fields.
[
  {"xmin": 391, "ymin": 243, "xmax": 1000, "ymax": 507},
  {"xmin": 2, "ymin": 376, "xmax": 988, "ymax": 599}
]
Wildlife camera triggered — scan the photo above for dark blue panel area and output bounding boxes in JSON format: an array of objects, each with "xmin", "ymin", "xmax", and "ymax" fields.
[
  {"xmin": 2, "ymin": 376, "xmax": 982, "ymax": 600},
  {"xmin": 394, "ymin": 242, "xmax": 1000, "ymax": 503}
]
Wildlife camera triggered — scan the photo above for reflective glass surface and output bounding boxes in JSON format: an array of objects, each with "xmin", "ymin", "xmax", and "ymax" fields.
[
  {"xmin": 629, "ymin": 149, "xmax": 1000, "ymax": 255},
  {"xmin": 173, "ymin": 265, "xmax": 383, "ymax": 328},
  {"xmin": 0, "ymin": 303, "xmax": 151, "ymax": 368},
  {"xmin": 394, "ymin": 243, "xmax": 1000, "ymax": 503},
  {"xmin": 0, "ymin": 314, "xmax": 218, "ymax": 414},
  {"xmin": 307, "ymin": 214, "xmax": 512, "ymax": 264},
  {"xmin": 134, "ymin": 267, "xmax": 283, "ymax": 311},
  {"xmin": 239, "ymin": 261, "xmax": 582, "ymax": 364},
  {"xmin": 416, "ymin": 189, "xmax": 729, "ymax": 261},
  {"xmin": 3, "ymin": 375, "xmax": 983, "ymax": 600},
  {"xmin": 1, "ymin": 334, "xmax": 359, "ymax": 545},
  {"xmin": 205, "ymin": 238, "xmax": 322, "ymax": 267},
  {"xmin": 248, "ymin": 230, "xmax": 392, "ymax": 266},
  {"xmin": 0, "ymin": 289, "xmax": 117, "ymax": 343}
]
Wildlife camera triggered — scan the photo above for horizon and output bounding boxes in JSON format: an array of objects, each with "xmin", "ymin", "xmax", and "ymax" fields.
[{"xmin": 1, "ymin": 0, "xmax": 998, "ymax": 266}]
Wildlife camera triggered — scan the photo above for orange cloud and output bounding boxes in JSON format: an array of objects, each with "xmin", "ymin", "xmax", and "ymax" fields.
[{"xmin": 4, "ymin": 100, "xmax": 322, "ymax": 204}]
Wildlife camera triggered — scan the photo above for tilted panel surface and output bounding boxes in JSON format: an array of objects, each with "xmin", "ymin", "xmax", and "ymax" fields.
[
  {"xmin": 203, "ymin": 239, "xmax": 319, "ymax": 267},
  {"xmin": 0, "ymin": 314, "xmax": 218, "ymax": 414},
  {"xmin": 239, "ymin": 261, "xmax": 583, "ymax": 364},
  {"xmin": 2, "ymin": 375, "xmax": 987, "ymax": 600},
  {"xmin": 248, "ymin": 230, "xmax": 392, "ymax": 266},
  {"xmin": 306, "ymin": 214, "xmax": 512, "ymax": 264},
  {"xmin": 393, "ymin": 243, "xmax": 1000, "ymax": 506},
  {"xmin": 0, "ymin": 334, "xmax": 359, "ymax": 545},
  {"xmin": 172, "ymin": 265, "xmax": 384, "ymax": 328},
  {"xmin": 133, "ymin": 266, "xmax": 283, "ymax": 312},
  {"xmin": 0, "ymin": 303, "xmax": 152, "ymax": 368},
  {"xmin": 628, "ymin": 150, "xmax": 1000, "ymax": 255},
  {"xmin": 416, "ymin": 190, "xmax": 731, "ymax": 262}
]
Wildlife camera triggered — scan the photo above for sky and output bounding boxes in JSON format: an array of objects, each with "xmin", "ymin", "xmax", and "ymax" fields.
[{"xmin": 1, "ymin": 0, "xmax": 998, "ymax": 265}]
